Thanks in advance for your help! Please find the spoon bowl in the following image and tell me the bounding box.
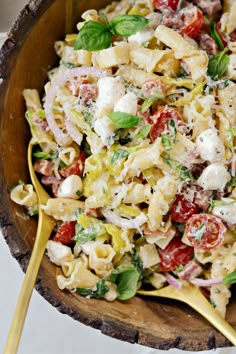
[4,141,56,354]
[137,282,236,346]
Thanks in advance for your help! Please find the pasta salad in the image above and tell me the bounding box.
[10,0,236,317]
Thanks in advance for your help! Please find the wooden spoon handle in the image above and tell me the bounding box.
[4,211,55,354]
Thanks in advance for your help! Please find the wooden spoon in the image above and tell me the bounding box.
[4,141,56,354]
[137,281,236,346]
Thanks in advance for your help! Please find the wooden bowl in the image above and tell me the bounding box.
[0,1,235,350]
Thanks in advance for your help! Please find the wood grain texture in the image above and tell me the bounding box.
[0,0,235,350]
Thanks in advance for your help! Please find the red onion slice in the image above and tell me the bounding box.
[102,208,147,229]
[165,273,182,289]
[190,277,223,287]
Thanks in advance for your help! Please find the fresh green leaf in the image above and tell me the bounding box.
[209,199,236,211]
[210,298,216,308]
[74,21,112,51]
[76,190,83,197]
[161,153,194,181]
[33,151,52,159]
[141,93,165,113]
[226,127,236,152]
[76,279,109,298]
[193,224,206,241]
[209,22,224,51]
[175,265,184,272]
[177,0,185,11]
[168,119,177,142]
[110,15,149,36]
[60,60,76,68]
[226,177,236,188]
[111,148,129,165]
[179,66,188,77]
[130,249,144,277]
[110,266,140,300]
[161,133,172,151]
[222,271,236,285]
[73,208,84,218]
[135,124,151,138]
[73,223,106,244]
[108,112,141,128]
[207,48,230,80]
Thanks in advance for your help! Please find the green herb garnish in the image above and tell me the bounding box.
[76,279,109,298]
[209,22,224,51]
[222,271,236,285]
[207,48,229,80]
[108,112,141,128]
[110,266,140,300]
[111,148,129,165]
[73,223,106,244]
[74,14,149,51]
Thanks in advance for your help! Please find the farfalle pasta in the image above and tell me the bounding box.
[10,0,236,317]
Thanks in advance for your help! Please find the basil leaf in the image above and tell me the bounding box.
[207,48,229,80]
[73,223,106,244]
[222,271,236,285]
[209,22,224,51]
[111,148,129,165]
[74,21,112,51]
[76,279,109,298]
[110,15,149,36]
[108,112,141,128]
[135,124,151,138]
[110,266,140,300]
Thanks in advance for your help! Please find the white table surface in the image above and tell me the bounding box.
[0,1,236,353]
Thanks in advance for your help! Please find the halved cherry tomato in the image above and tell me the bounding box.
[159,237,194,271]
[59,151,86,178]
[179,7,204,38]
[53,221,76,245]
[170,193,199,223]
[153,0,180,11]
[184,214,226,250]
[149,107,182,142]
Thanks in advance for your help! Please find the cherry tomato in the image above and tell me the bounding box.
[179,7,204,38]
[59,151,86,178]
[53,221,76,245]
[170,193,199,223]
[153,0,180,11]
[159,237,194,271]
[184,214,226,251]
[149,107,182,142]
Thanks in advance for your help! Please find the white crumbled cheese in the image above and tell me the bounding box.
[197,163,231,191]
[95,76,126,118]
[212,198,236,228]
[46,240,73,266]
[128,28,155,45]
[114,91,138,115]
[93,116,116,146]
[196,129,225,162]
[57,175,83,199]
